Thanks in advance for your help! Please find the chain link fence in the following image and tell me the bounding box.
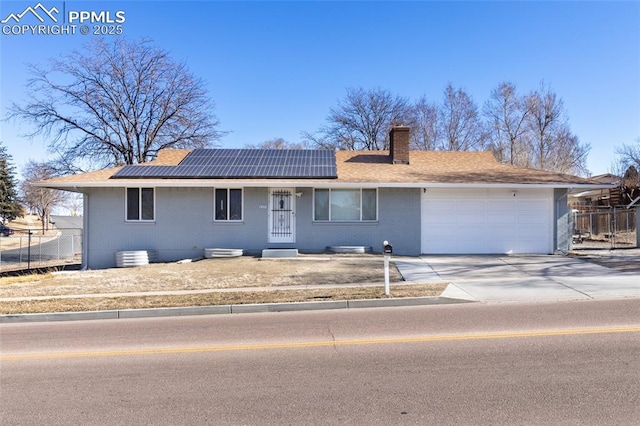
[573,208,637,249]
[0,229,82,272]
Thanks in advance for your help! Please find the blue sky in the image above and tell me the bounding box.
[1,1,639,178]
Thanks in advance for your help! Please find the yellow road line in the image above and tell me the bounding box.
[3,325,640,362]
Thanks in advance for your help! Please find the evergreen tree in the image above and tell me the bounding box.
[0,142,23,223]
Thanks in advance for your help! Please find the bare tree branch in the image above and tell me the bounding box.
[7,38,225,170]
[616,138,640,171]
[525,82,589,175]
[409,96,439,151]
[439,83,486,151]
[245,138,310,150]
[483,81,532,165]
[20,161,67,234]
[309,87,412,150]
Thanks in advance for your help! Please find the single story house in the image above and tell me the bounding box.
[41,127,608,269]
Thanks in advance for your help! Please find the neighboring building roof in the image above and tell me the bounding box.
[39,148,609,190]
[590,173,621,185]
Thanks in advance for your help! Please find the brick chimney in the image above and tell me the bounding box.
[389,126,410,164]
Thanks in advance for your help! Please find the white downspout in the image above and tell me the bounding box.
[82,191,89,270]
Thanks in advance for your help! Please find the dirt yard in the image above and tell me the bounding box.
[0,255,408,298]
[0,255,447,314]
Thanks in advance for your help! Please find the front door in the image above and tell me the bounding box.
[269,188,296,243]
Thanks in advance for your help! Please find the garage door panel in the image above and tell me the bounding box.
[423,229,450,239]
[422,191,552,254]
[518,200,548,211]
[516,238,549,253]
[427,239,460,253]
[518,225,548,237]
[458,226,486,238]
[487,200,516,213]
[518,213,547,224]
[486,214,516,225]
[486,238,518,253]
[457,214,486,225]
[491,225,518,237]
[457,200,486,211]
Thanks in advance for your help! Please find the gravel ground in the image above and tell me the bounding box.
[569,243,640,273]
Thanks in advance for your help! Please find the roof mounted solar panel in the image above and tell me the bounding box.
[111,149,338,179]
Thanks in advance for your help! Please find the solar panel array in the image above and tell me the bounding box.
[112,149,338,179]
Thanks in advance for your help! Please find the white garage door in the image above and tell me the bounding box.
[421,188,553,254]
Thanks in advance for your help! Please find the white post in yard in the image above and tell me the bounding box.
[384,255,390,296]
[383,240,392,296]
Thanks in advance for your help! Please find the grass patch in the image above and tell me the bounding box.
[0,272,55,286]
[0,284,447,314]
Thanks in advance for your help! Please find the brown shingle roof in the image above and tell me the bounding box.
[40,148,602,188]
[336,151,598,185]
[152,149,191,165]
[39,149,189,185]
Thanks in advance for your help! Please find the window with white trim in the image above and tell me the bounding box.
[126,188,155,221]
[214,188,243,221]
[314,188,377,221]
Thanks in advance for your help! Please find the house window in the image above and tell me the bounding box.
[314,189,377,221]
[215,188,243,221]
[126,188,155,221]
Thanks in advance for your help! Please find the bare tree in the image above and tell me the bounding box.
[616,138,640,171]
[439,83,486,151]
[21,161,67,234]
[526,83,589,174]
[526,84,563,170]
[409,96,439,151]
[302,82,588,174]
[547,125,590,174]
[8,38,224,173]
[303,87,412,150]
[483,82,532,165]
[614,138,640,203]
[63,193,84,217]
[245,138,309,150]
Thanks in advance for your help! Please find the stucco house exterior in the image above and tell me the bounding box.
[41,127,606,269]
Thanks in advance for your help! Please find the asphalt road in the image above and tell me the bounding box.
[2,299,640,425]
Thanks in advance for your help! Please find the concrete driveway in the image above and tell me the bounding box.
[395,255,640,303]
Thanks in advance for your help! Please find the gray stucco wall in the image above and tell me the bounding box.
[84,186,422,269]
[295,187,421,256]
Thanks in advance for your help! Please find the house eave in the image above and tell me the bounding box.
[35,180,614,191]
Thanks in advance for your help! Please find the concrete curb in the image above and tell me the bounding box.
[0,295,474,323]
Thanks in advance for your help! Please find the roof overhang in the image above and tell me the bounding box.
[35,180,615,191]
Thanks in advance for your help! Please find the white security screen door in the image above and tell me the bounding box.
[269,188,296,243]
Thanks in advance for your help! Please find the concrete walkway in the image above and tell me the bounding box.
[395,255,640,303]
